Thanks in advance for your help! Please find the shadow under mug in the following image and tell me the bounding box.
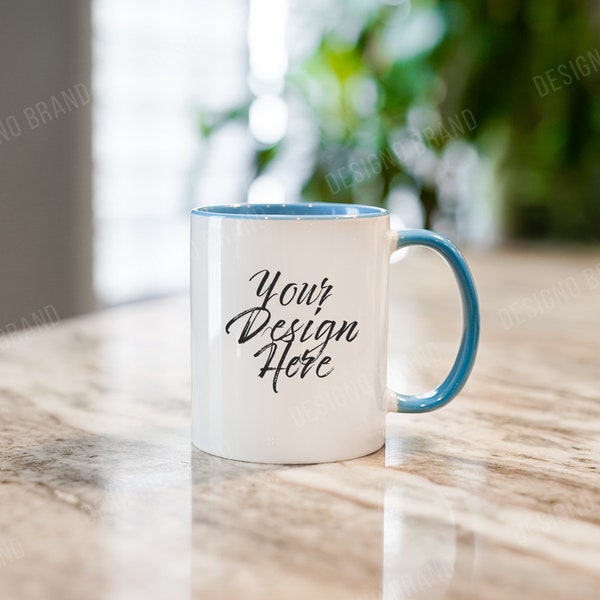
[191,203,479,463]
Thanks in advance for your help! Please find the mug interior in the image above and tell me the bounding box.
[192,203,388,219]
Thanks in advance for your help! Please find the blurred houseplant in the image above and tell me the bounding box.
[199,0,600,241]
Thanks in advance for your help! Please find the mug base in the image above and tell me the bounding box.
[190,440,385,465]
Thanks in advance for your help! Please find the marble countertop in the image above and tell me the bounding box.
[1,248,599,600]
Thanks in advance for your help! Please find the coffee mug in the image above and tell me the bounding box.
[191,203,479,464]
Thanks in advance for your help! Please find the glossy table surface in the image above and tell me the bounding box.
[1,248,599,600]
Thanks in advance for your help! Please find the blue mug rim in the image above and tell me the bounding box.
[191,203,389,220]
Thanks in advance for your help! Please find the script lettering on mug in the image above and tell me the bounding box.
[225,269,360,393]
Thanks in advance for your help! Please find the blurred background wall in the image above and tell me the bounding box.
[0,0,598,333]
[0,0,93,330]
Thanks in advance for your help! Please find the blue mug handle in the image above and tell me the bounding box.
[391,229,480,413]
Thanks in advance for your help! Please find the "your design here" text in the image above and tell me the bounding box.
[225,269,359,393]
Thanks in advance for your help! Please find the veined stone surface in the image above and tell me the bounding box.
[0,249,599,599]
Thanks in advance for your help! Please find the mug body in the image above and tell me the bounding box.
[191,204,392,463]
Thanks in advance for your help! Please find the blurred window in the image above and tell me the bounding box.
[92,0,247,304]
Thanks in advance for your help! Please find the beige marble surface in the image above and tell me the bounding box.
[1,248,599,600]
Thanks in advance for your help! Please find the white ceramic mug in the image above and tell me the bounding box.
[191,203,479,464]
